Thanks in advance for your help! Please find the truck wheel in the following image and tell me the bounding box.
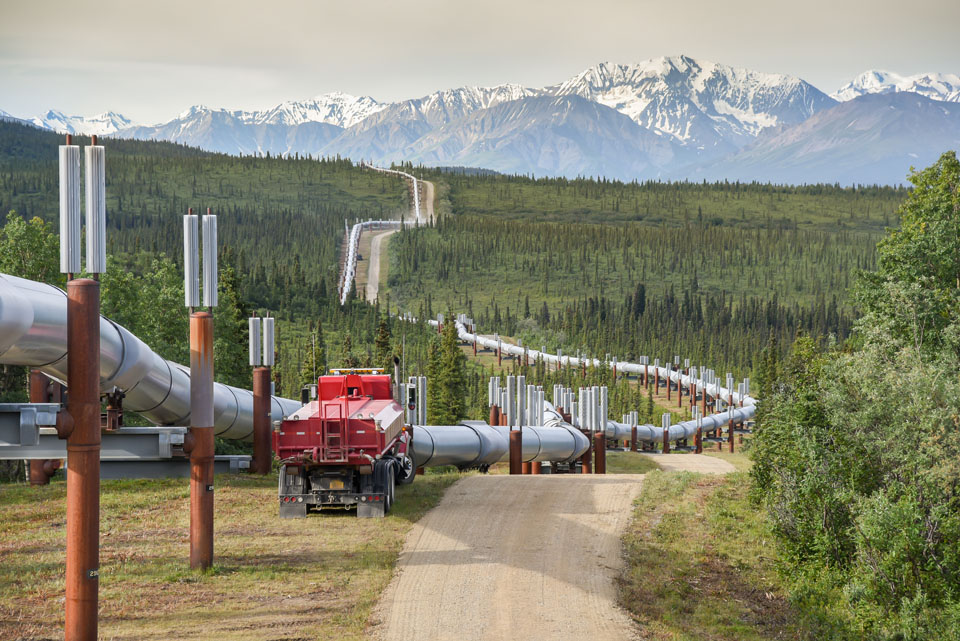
[395,454,416,485]
[384,460,396,513]
[373,459,394,513]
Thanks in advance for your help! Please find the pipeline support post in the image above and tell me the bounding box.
[509,430,522,475]
[630,424,638,452]
[252,366,272,474]
[662,428,670,454]
[29,370,61,485]
[593,431,606,474]
[189,311,215,569]
[64,279,100,641]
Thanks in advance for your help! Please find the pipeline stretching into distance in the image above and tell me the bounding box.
[427,317,757,444]
[338,165,424,304]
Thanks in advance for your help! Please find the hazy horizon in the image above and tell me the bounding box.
[2,0,958,124]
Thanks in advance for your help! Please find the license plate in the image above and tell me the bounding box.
[328,479,344,490]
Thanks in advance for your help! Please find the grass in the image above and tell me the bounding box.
[606,451,661,474]
[0,470,461,641]
[619,457,805,640]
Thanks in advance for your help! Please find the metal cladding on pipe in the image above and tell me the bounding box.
[59,145,81,274]
[201,214,218,308]
[189,311,214,570]
[0,273,300,440]
[262,316,275,367]
[418,377,427,426]
[248,317,261,367]
[83,145,106,274]
[183,215,200,307]
[64,279,100,641]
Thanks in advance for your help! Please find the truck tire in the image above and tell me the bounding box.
[373,459,395,514]
[395,454,416,485]
[386,463,396,512]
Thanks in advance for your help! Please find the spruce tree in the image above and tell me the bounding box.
[374,315,392,371]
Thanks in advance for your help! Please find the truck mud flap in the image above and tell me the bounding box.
[357,501,385,518]
[279,502,308,519]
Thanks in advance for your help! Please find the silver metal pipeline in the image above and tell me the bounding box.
[364,165,421,222]
[0,273,300,440]
[410,402,589,468]
[433,317,758,445]
[338,218,420,305]
[432,318,756,407]
[603,404,755,443]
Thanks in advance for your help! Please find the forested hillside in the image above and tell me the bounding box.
[387,168,907,377]
[0,121,407,315]
[0,121,433,434]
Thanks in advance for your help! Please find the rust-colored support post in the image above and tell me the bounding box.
[630,424,638,452]
[497,345,502,366]
[666,365,671,401]
[701,389,708,418]
[189,311,215,570]
[509,430,522,475]
[695,426,703,454]
[64,279,100,641]
[251,366,272,475]
[473,338,477,356]
[662,428,670,454]
[29,370,60,485]
[531,461,541,474]
[593,432,606,474]
[581,433,592,473]
[690,380,696,408]
[522,460,531,474]
[489,404,500,427]
[643,364,648,388]
[728,418,735,453]
[655,368,660,396]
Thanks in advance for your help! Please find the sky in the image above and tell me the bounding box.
[1,0,958,124]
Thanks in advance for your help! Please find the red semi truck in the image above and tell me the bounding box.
[273,369,416,518]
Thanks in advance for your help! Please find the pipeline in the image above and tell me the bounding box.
[338,219,420,305]
[0,273,300,440]
[338,165,424,304]
[363,164,421,221]
[430,316,757,442]
[410,402,590,469]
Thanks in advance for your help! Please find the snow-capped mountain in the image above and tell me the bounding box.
[548,56,835,151]
[5,56,957,184]
[324,84,544,161]
[248,92,384,128]
[119,105,343,156]
[29,109,132,135]
[399,94,685,180]
[684,92,960,185]
[833,70,960,102]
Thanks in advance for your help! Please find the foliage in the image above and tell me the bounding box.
[426,317,468,424]
[387,174,897,378]
[750,152,960,639]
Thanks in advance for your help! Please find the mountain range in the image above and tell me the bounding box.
[5,56,959,185]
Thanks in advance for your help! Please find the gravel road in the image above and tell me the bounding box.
[365,229,398,302]
[371,474,643,640]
